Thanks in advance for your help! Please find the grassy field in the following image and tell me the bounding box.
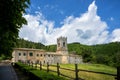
[38,63,117,80]
[16,62,66,80]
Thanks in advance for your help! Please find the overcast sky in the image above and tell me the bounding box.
[19,0,120,45]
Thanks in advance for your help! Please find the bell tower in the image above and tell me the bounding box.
[56,36,68,54]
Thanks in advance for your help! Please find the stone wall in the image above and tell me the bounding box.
[12,48,83,64]
[68,55,83,64]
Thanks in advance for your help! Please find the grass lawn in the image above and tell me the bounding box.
[19,62,117,80]
[38,63,117,80]
[60,64,117,74]
[15,62,66,80]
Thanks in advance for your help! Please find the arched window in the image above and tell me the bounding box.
[29,52,33,56]
[36,54,39,57]
[63,42,65,47]
[19,53,21,56]
[48,54,50,57]
[40,54,42,57]
[23,53,26,56]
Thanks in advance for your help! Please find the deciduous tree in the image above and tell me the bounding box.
[0,0,30,57]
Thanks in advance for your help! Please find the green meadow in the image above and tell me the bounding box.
[41,63,117,80]
[16,62,117,80]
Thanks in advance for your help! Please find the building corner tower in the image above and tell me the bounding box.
[56,36,68,64]
[56,36,68,54]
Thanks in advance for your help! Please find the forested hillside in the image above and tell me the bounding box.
[15,39,120,67]
[91,42,120,67]
[15,38,45,49]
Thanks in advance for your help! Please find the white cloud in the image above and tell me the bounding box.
[19,13,55,44]
[19,1,120,45]
[111,29,120,42]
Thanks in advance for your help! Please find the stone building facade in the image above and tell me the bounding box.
[12,37,82,64]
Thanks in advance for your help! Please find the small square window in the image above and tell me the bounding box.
[29,52,33,56]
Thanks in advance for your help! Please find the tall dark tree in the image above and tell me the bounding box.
[0,0,30,56]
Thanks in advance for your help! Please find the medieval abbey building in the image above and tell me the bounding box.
[12,37,82,64]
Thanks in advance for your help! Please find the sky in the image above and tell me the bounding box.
[19,0,120,45]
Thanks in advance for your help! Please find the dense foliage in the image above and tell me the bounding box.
[45,45,57,52]
[0,0,30,56]
[15,38,45,49]
[15,39,56,51]
[91,42,120,67]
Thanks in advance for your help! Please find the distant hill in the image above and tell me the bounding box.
[91,42,120,67]
[15,39,120,67]
[15,38,45,49]
[45,42,120,67]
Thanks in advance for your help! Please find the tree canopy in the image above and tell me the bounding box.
[15,38,45,49]
[0,0,30,57]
